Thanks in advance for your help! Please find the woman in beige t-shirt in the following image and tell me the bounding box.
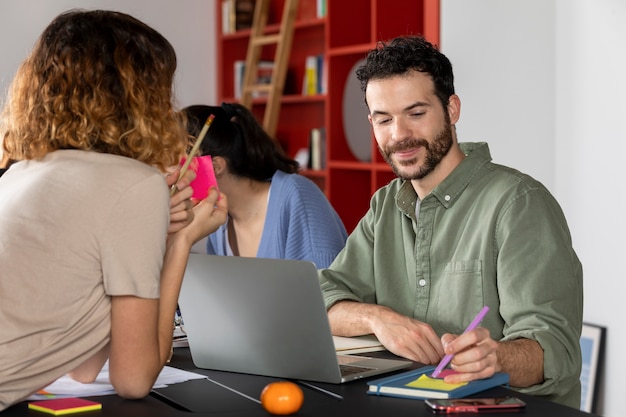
[0,9,227,411]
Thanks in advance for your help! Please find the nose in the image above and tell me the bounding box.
[390,117,413,143]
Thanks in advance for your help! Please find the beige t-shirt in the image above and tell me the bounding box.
[0,150,170,410]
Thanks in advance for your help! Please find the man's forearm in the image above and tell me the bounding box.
[496,338,544,387]
[327,300,385,336]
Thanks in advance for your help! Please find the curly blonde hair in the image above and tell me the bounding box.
[0,9,187,171]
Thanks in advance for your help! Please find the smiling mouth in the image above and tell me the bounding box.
[393,147,421,160]
[389,138,428,154]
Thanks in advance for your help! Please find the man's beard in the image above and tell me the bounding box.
[378,122,454,181]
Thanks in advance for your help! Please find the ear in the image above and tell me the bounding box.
[211,156,226,178]
[447,94,461,125]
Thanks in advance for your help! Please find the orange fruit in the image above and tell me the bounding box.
[260,381,304,415]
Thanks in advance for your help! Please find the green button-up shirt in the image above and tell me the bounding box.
[320,142,583,408]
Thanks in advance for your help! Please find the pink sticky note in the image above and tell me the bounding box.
[28,398,102,414]
[181,155,219,201]
[436,369,460,378]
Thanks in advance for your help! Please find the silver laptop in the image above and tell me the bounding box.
[178,254,411,383]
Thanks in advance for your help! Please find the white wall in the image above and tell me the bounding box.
[555,2,626,416]
[0,0,216,109]
[441,0,556,190]
[442,1,626,416]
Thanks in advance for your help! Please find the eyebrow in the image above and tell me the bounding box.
[370,101,430,118]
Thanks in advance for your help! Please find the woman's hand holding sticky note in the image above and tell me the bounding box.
[181,155,219,202]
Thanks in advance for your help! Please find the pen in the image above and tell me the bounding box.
[431,306,490,378]
[297,381,343,400]
[170,113,215,196]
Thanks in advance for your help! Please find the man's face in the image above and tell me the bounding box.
[366,71,454,181]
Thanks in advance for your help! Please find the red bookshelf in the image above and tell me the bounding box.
[216,0,440,232]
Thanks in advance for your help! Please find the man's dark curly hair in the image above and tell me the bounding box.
[356,35,455,111]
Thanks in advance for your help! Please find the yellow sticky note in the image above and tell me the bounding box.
[405,374,468,391]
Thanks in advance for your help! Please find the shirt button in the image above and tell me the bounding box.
[444,195,451,201]
[418,279,427,287]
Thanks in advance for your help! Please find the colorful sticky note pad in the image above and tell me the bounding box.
[28,398,102,415]
[405,374,468,391]
[181,155,219,201]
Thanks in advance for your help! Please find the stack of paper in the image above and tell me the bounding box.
[29,362,207,400]
[333,335,385,355]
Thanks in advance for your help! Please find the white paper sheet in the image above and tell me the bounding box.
[28,362,207,400]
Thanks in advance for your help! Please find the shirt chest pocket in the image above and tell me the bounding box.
[431,260,484,334]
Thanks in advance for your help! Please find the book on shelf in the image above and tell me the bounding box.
[308,127,326,170]
[316,0,327,18]
[234,60,275,99]
[302,55,325,95]
[318,53,327,94]
[367,366,510,400]
[234,60,245,99]
[222,0,255,34]
[302,55,317,96]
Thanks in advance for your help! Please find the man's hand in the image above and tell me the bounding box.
[370,307,445,364]
[438,330,543,388]
[328,301,445,364]
[438,327,498,383]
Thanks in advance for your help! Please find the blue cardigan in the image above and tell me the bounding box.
[206,170,348,268]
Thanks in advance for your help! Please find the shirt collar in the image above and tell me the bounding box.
[395,142,492,215]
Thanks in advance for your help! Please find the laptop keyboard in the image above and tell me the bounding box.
[339,364,375,377]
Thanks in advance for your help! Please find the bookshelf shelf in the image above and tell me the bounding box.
[220,94,326,105]
[327,44,373,57]
[216,0,440,232]
[280,94,325,103]
[224,17,325,40]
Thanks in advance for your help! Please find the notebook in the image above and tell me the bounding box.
[178,254,411,383]
[367,366,510,399]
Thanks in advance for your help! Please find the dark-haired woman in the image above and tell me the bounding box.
[185,103,346,268]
